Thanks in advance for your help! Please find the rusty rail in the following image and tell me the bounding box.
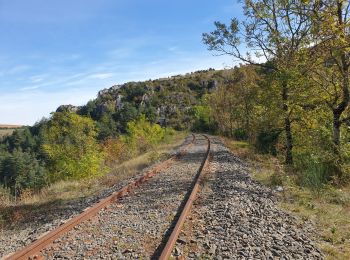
[5,134,196,260]
[159,134,211,260]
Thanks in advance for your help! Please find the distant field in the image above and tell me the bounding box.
[0,125,23,137]
[0,124,22,129]
[0,129,16,137]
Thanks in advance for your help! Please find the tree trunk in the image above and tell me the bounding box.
[282,82,293,165]
[332,70,350,149]
[333,110,341,147]
[284,115,293,164]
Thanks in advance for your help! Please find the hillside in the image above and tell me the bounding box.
[55,68,224,136]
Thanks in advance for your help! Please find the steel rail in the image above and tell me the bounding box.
[159,134,211,260]
[5,134,196,260]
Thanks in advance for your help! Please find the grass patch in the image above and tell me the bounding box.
[223,137,350,260]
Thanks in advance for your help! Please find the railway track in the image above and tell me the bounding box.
[5,134,211,260]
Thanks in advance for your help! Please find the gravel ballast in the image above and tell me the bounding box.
[172,136,323,259]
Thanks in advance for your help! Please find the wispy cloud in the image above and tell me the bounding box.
[89,73,115,79]
[20,85,40,91]
[0,65,31,76]
[29,75,46,83]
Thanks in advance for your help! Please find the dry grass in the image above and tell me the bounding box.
[0,125,23,137]
[223,138,350,260]
[0,129,16,137]
[0,132,188,228]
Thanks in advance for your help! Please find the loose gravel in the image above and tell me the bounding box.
[40,135,208,259]
[172,136,323,259]
[0,135,193,259]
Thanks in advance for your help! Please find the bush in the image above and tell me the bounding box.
[42,112,106,182]
[102,138,127,166]
[124,115,166,153]
[233,128,248,141]
[255,130,280,155]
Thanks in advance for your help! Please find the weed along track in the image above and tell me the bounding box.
[5,134,211,259]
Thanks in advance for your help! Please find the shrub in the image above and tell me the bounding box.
[124,115,166,153]
[42,112,106,182]
[255,130,280,155]
[233,128,248,141]
[102,138,128,166]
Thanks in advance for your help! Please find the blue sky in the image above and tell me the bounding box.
[0,0,243,125]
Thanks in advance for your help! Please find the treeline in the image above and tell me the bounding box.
[200,0,350,187]
[0,113,170,196]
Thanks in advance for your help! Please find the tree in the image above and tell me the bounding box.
[42,112,106,182]
[308,1,350,151]
[123,115,166,153]
[0,150,47,194]
[208,66,258,138]
[203,0,316,164]
[113,102,138,133]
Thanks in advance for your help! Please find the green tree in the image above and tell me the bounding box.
[113,102,138,133]
[124,115,166,153]
[203,0,316,164]
[42,112,106,182]
[0,150,47,194]
[308,1,350,150]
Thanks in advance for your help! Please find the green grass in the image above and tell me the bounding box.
[223,137,350,260]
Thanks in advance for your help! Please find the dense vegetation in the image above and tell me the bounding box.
[202,0,350,189]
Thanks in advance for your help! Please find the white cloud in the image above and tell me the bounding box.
[29,75,46,83]
[89,73,115,80]
[20,86,40,91]
[168,46,179,52]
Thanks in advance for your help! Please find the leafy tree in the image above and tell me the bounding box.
[203,0,316,164]
[113,102,138,133]
[41,112,106,182]
[124,115,165,153]
[208,65,259,139]
[141,105,158,124]
[307,1,350,150]
[96,114,118,140]
[191,104,216,133]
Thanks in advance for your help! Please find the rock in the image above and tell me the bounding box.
[56,104,79,113]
